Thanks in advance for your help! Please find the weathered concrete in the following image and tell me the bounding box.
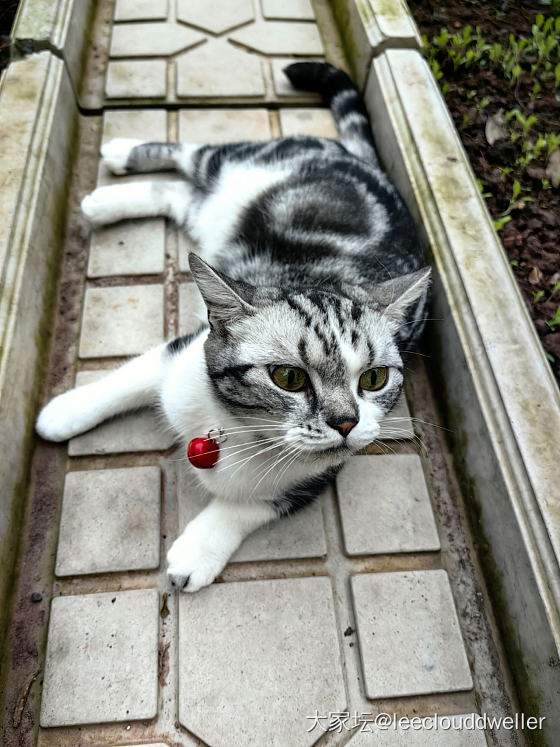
[0,51,77,648]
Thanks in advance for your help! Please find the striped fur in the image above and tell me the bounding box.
[39,63,431,592]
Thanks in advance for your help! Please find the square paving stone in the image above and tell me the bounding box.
[177,463,327,561]
[178,283,207,336]
[106,60,167,99]
[262,0,315,20]
[176,39,265,98]
[55,467,161,576]
[110,23,204,58]
[279,107,338,138]
[79,285,164,358]
[69,370,175,455]
[114,0,168,22]
[102,109,168,144]
[40,589,159,726]
[378,392,414,439]
[351,571,473,699]
[88,219,165,277]
[336,455,440,555]
[348,714,487,745]
[178,577,345,746]
[179,108,271,144]
[230,21,324,55]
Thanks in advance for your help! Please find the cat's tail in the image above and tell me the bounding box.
[283,61,379,166]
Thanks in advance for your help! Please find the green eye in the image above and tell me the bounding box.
[269,365,307,392]
[359,367,388,392]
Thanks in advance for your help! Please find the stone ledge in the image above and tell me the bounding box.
[332,0,421,89]
[0,50,77,646]
[11,0,95,95]
[359,45,560,736]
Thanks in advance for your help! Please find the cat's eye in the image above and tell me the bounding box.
[359,367,388,392]
[269,365,308,392]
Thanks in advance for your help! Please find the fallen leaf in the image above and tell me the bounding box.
[528,266,543,285]
[545,150,560,188]
[485,109,508,146]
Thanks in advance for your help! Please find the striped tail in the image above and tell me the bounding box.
[284,62,379,166]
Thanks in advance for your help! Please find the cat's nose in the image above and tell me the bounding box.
[327,418,358,437]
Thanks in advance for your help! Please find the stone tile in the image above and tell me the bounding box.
[114,0,168,22]
[279,108,338,139]
[177,0,254,34]
[336,455,440,555]
[56,467,161,576]
[271,58,322,98]
[351,571,473,699]
[110,22,204,58]
[102,109,168,144]
[348,714,487,745]
[178,232,196,272]
[176,39,265,98]
[178,283,207,336]
[179,108,271,144]
[106,60,167,99]
[178,577,345,745]
[40,590,159,726]
[262,0,315,21]
[88,219,165,278]
[378,392,414,440]
[177,464,327,561]
[68,370,176,455]
[230,21,324,56]
[79,285,164,358]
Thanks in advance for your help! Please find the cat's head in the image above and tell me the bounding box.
[190,254,430,461]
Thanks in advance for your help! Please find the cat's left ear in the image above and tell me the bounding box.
[189,253,256,332]
[371,267,431,327]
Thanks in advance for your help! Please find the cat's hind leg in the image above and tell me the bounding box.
[102,139,201,177]
[81,180,192,226]
[36,344,169,442]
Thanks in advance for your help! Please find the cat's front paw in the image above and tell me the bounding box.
[81,186,121,225]
[36,390,97,442]
[101,138,144,175]
[167,522,232,593]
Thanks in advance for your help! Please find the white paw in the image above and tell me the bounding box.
[36,390,99,442]
[101,138,144,175]
[167,522,234,593]
[81,186,120,225]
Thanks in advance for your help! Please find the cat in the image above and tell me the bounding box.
[36,62,430,592]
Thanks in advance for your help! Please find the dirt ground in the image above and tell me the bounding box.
[409,0,560,384]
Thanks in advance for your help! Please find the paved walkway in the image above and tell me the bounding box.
[12,1,519,745]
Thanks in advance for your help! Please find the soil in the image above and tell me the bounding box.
[0,1,19,74]
[409,0,560,384]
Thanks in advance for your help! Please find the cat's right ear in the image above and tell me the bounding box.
[189,253,256,333]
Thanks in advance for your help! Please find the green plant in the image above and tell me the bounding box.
[546,306,560,330]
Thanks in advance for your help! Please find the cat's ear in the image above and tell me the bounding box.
[371,267,431,327]
[189,253,256,331]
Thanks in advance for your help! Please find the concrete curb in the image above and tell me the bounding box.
[332,0,421,89]
[11,0,95,98]
[0,51,77,644]
[352,42,560,736]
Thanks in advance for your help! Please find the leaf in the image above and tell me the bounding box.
[545,150,560,188]
[485,109,508,145]
[528,266,544,285]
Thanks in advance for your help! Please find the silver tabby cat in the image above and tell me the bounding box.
[37,63,430,592]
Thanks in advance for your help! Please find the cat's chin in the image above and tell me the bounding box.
[303,443,353,463]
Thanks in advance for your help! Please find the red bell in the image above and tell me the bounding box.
[187,436,220,469]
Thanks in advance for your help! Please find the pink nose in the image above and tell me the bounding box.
[328,419,358,437]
